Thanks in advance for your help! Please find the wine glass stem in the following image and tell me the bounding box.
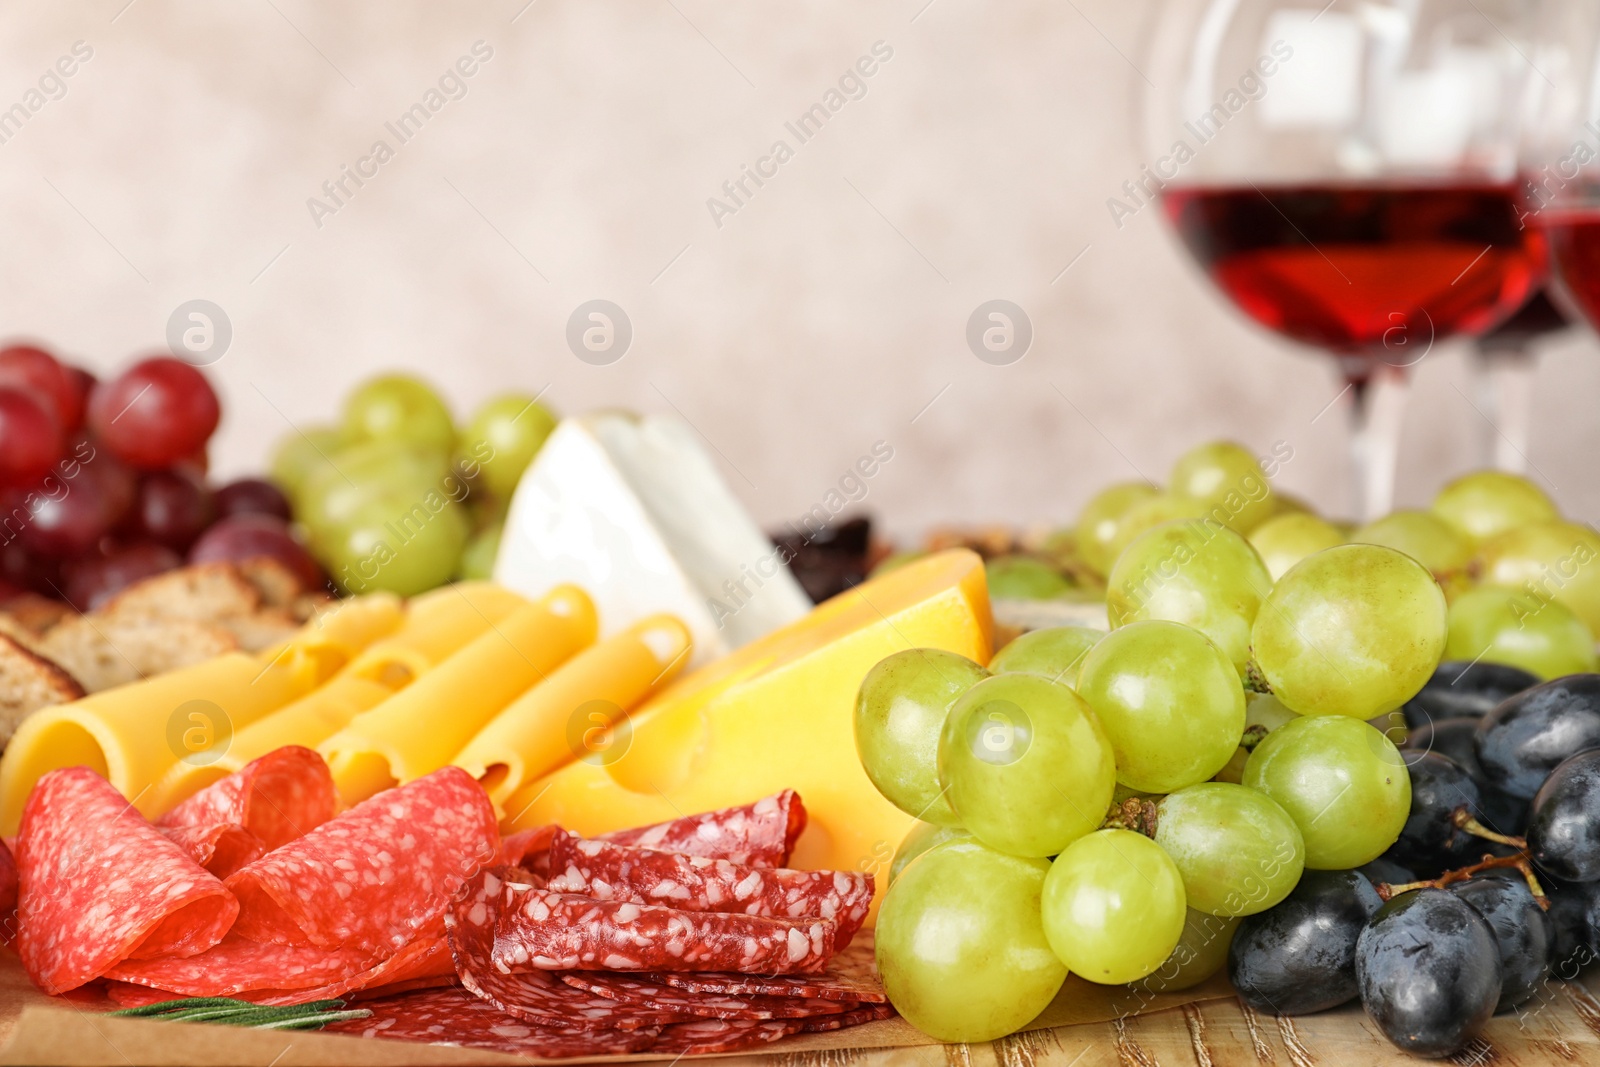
[1471,346,1535,473]
[1345,369,1410,521]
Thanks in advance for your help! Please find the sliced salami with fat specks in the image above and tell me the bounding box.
[546,830,874,947]
[15,768,238,994]
[158,823,265,879]
[496,887,836,975]
[323,987,662,1056]
[104,934,378,996]
[598,791,805,867]
[650,1016,806,1054]
[157,745,336,851]
[649,937,888,1003]
[558,970,858,1020]
[226,766,499,955]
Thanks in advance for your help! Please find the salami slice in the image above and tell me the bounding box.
[558,971,857,1021]
[445,869,680,1032]
[648,938,887,1003]
[323,987,661,1056]
[795,1001,897,1032]
[496,888,836,975]
[158,823,265,879]
[157,745,337,851]
[546,831,874,947]
[598,791,805,867]
[104,934,378,996]
[0,837,16,917]
[650,1016,805,1054]
[226,766,499,955]
[496,824,556,875]
[15,768,238,993]
[253,923,457,1006]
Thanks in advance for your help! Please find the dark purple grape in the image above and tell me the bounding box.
[1543,880,1600,977]
[1356,888,1501,1057]
[63,542,180,610]
[1358,857,1416,888]
[1228,869,1381,1016]
[188,514,322,590]
[1405,717,1529,835]
[17,471,115,560]
[1475,675,1600,799]
[1393,752,1483,870]
[123,470,214,551]
[1402,661,1540,730]
[1528,749,1600,882]
[1447,876,1550,1011]
[214,478,291,521]
[0,539,61,597]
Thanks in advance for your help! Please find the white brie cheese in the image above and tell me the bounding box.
[493,413,812,666]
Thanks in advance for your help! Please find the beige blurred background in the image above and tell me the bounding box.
[0,0,1595,537]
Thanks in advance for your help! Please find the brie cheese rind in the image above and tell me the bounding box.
[493,414,811,666]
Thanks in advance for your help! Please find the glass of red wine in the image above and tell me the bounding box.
[1142,0,1545,518]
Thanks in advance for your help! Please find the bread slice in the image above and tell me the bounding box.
[98,562,263,623]
[0,593,73,636]
[219,608,301,653]
[0,633,84,746]
[39,615,238,693]
[236,557,308,609]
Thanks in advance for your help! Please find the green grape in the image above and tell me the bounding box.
[1041,829,1186,984]
[1445,585,1596,680]
[985,556,1071,600]
[1076,481,1160,577]
[1243,715,1410,869]
[461,394,558,499]
[1105,519,1272,674]
[1075,621,1244,793]
[1214,693,1301,783]
[1248,512,1345,581]
[457,521,503,581]
[1475,520,1600,635]
[269,425,345,497]
[937,673,1115,857]
[1268,492,1312,518]
[1168,440,1277,533]
[856,649,988,826]
[1152,782,1304,916]
[319,493,471,596]
[876,840,1066,1042]
[986,626,1102,682]
[296,440,452,538]
[1126,909,1241,996]
[1432,470,1559,545]
[1351,510,1472,593]
[870,551,927,577]
[888,822,972,886]
[1107,494,1216,562]
[1251,544,1446,718]
[342,374,456,454]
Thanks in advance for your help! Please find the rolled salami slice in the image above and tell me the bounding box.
[546,831,874,947]
[103,934,377,997]
[598,791,805,867]
[497,888,836,975]
[323,987,661,1056]
[15,768,237,994]
[156,745,336,851]
[225,766,498,955]
[158,823,265,879]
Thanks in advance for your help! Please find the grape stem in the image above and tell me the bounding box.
[1450,807,1527,850]
[1101,797,1159,837]
[1242,660,1272,695]
[1375,851,1549,910]
[1237,724,1270,753]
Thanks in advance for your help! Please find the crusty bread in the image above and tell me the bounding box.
[0,633,83,746]
[0,593,72,636]
[219,608,301,653]
[38,614,238,693]
[98,562,263,623]
[235,557,304,609]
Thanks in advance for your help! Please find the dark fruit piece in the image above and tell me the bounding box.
[0,387,62,487]
[771,515,876,603]
[15,458,129,560]
[63,543,181,611]
[1447,876,1550,1011]
[214,478,291,522]
[1356,888,1501,1057]
[124,470,215,551]
[1228,869,1381,1015]
[1402,661,1540,730]
[188,514,321,590]
[86,357,220,470]
[1358,857,1416,888]
[0,345,81,433]
[1528,749,1600,882]
[1475,675,1600,799]
[0,540,61,597]
[1543,881,1599,977]
[1406,716,1530,835]
[1395,752,1483,870]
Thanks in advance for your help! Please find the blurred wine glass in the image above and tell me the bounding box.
[1470,287,1569,473]
[1143,0,1544,519]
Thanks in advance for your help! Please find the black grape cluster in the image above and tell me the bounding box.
[1227,663,1600,1058]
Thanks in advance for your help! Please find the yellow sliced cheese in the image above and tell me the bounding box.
[345,582,529,688]
[454,614,693,809]
[257,593,405,689]
[0,652,318,832]
[501,550,992,911]
[321,585,597,804]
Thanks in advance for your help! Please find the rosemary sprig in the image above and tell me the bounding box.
[106,996,371,1030]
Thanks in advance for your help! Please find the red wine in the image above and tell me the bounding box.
[1162,183,1544,364]
[1544,209,1600,332]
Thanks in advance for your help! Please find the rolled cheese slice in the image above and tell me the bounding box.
[344,581,529,688]
[320,585,597,805]
[256,593,405,690]
[453,613,693,809]
[0,652,318,833]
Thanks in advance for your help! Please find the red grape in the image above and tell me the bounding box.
[64,542,181,611]
[189,514,322,590]
[87,357,220,470]
[0,539,62,597]
[123,470,215,551]
[0,345,82,433]
[18,469,116,560]
[215,478,291,521]
[0,387,63,487]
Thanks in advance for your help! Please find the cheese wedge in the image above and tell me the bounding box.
[320,586,597,804]
[454,613,693,808]
[0,651,318,832]
[494,414,811,668]
[502,550,993,914]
